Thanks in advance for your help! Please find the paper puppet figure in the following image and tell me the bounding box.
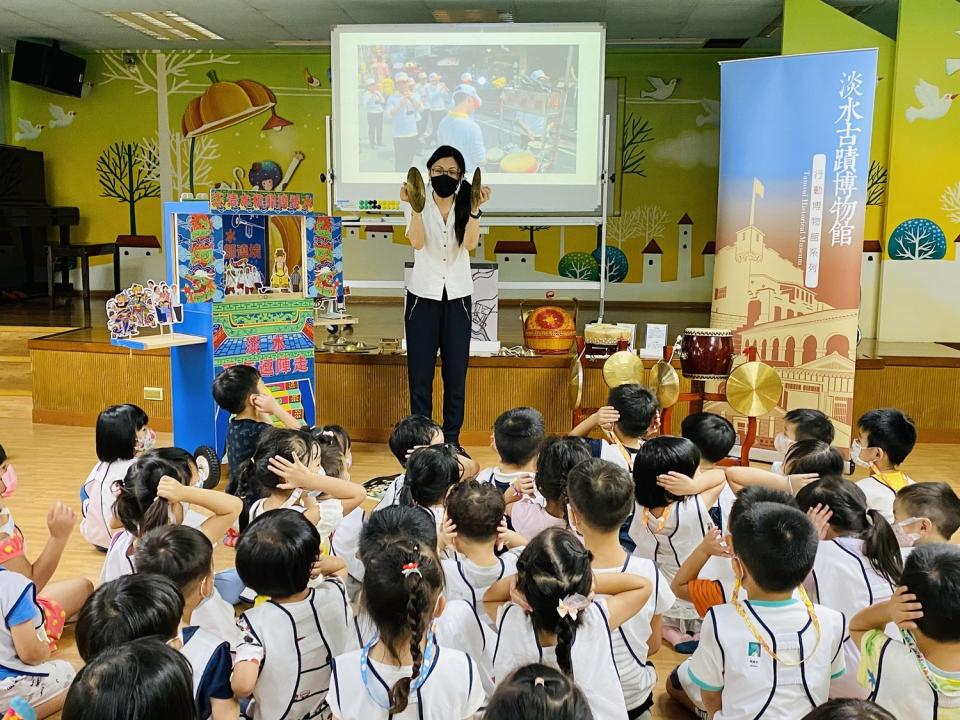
[271,247,291,291]
[290,264,302,293]
[106,284,158,339]
[146,280,181,327]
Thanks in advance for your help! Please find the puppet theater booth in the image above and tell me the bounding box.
[14,4,960,449]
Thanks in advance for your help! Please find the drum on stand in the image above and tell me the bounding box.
[678,328,736,380]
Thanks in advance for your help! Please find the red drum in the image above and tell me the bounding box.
[679,328,735,380]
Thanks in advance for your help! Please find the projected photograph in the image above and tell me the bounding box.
[355,43,580,175]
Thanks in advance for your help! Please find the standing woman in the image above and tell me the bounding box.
[401,145,490,450]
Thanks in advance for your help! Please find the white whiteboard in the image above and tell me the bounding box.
[331,23,605,215]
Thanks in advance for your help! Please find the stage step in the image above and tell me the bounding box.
[0,326,75,397]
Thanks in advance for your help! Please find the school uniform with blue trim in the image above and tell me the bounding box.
[493,600,629,720]
[235,579,358,720]
[441,550,520,625]
[0,568,74,712]
[687,598,846,720]
[328,635,483,720]
[595,555,676,714]
[179,626,233,720]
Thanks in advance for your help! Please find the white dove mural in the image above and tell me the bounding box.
[641,76,678,100]
[48,104,76,128]
[14,118,44,142]
[906,79,957,122]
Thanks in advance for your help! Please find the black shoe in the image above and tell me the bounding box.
[450,443,471,458]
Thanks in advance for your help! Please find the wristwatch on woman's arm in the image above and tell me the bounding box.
[469,209,483,219]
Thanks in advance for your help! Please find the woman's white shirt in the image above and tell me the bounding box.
[404,191,472,301]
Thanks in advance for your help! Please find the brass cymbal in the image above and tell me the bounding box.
[725,361,783,417]
[649,359,680,409]
[603,350,644,388]
[405,166,425,213]
[471,167,483,209]
[567,354,583,409]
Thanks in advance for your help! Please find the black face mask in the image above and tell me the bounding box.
[431,174,459,198]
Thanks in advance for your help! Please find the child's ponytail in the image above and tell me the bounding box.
[796,477,903,584]
[862,508,904,585]
[515,527,593,680]
[387,552,432,713]
[114,453,181,537]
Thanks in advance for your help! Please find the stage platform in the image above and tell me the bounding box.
[6,295,960,443]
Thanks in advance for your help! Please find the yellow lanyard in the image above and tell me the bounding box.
[730,583,821,666]
[603,429,634,468]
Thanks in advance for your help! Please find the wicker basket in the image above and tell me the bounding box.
[520,299,578,355]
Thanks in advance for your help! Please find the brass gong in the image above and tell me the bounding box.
[567,353,584,409]
[602,351,645,388]
[649,359,680,409]
[725,361,783,417]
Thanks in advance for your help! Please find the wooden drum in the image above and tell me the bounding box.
[679,328,735,380]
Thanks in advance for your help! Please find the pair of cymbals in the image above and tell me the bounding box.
[603,351,680,409]
[404,167,484,214]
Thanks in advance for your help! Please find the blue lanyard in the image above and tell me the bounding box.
[359,631,437,710]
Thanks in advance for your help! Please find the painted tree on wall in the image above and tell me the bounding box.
[867,160,888,206]
[557,252,600,280]
[606,208,644,248]
[887,218,947,260]
[621,114,654,176]
[941,181,960,223]
[592,246,629,283]
[97,142,160,236]
[141,131,221,198]
[636,204,669,242]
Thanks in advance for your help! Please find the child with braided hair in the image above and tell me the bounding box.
[329,535,483,719]
[485,527,653,720]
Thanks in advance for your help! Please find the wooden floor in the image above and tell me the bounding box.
[2,395,959,718]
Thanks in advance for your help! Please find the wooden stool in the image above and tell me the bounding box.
[47,243,115,324]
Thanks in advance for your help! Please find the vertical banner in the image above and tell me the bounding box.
[708,50,878,449]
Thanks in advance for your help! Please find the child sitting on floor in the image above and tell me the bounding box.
[399,444,462,532]
[477,407,544,492]
[442,480,524,617]
[628,436,725,653]
[233,510,356,720]
[852,543,960,717]
[893,482,960,547]
[853,408,917,522]
[567,458,675,718]
[685,501,846,719]
[506,436,591,541]
[772,408,835,475]
[80,404,151,550]
[570,384,659,470]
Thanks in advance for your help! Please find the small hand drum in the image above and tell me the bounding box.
[725,361,783,417]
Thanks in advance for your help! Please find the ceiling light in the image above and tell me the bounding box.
[102,11,223,41]
[432,9,514,23]
[607,38,706,47]
[272,40,331,47]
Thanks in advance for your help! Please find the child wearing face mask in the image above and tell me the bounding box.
[852,409,917,523]
[100,450,242,584]
[771,408,835,475]
[80,404,152,551]
[892,482,960,549]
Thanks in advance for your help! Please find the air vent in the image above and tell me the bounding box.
[703,38,749,49]
[432,9,514,23]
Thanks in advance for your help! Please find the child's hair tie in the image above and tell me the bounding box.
[533,677,545,688]
[556,592,593,621]
[401,562,422,578]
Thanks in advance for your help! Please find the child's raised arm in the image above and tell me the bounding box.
[724,466,818,496]
[252,393,302,431]
[592,571,653,631]
[657,468,727,509]
[569,406,619,438]
[267,455,367,515]
[482,574,515,624]
[849,586,923,649]
[672,528,732,604]
[157,477,242,545]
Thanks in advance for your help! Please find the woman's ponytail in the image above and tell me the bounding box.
[863,508,904,584]
[453,177,471,245]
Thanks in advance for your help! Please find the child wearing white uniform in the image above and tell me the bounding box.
[441,480,522,620]
[628,437,726,651]
[796,478,903,698]
[852,544,960,718]
[232,510,357,720]
[100,450,242,584]
[852,408,917,523]
[0,568,74,718]
[687,502,847,720]
[567,459,676,717]
[477,407,544,492]
[569,385,660,472]
[80,403,151,550]
[485,527,653,720]
[330,534,482,720]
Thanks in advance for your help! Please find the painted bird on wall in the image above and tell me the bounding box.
[906,79,957,122]
[48,104,76,128]
[14,119,43,142]
[641,76,678,100]
[304,67,321,87]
